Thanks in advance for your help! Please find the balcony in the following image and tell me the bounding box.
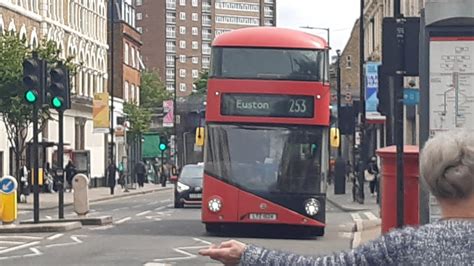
[166,31,176,38]
[264,0,274,3]
[202,33,212,40]
[202,4,211,13]
[264,10,274,17]
[166,47,176,53]
[166,17,176,24]
[166,3,176,10]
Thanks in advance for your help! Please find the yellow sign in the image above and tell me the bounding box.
[195,127,205,146]
[330,127,340,148]
[93,92,110,133]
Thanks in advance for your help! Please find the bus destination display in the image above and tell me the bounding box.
[221,93,314,118]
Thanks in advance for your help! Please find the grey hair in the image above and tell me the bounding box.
[420,130,474,200]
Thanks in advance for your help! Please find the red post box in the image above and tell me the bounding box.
[376,145,419,234]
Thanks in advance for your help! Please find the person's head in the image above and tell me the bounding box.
[420,130,474,217]
[371,156,377,162]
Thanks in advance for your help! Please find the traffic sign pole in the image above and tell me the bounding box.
[58,110,65,219]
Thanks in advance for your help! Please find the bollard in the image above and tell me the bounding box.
[0,176,18,224]
[72,174,90,216]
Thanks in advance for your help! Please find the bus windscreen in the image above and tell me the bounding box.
[211,47,326,81]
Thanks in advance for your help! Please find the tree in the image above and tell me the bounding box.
[193,71,208,96]
[123,102,151,136]
[0,31,76,187]
[140,70,172,109]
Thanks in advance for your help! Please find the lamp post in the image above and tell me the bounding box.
[173,55,197,168]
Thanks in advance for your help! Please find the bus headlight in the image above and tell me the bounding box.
[208,198,222,213]
[177,182,190,193]
[304,198,320,216]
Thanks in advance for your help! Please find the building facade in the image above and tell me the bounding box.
[0,0,109,179]
[135,0,276,97]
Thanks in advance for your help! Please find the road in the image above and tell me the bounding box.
[7,189,363,265]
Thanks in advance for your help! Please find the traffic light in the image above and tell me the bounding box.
[22,56,44,105]
[159,136,168,151]
[48,63,70,110]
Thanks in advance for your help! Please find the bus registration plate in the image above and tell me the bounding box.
[249,213,277,220]
[189,193,201,199]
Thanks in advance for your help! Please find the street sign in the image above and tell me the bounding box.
[404,88,420,105]
[0,176,18,195]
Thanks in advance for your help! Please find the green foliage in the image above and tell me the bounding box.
[192,71,208,96]
[140,70,172,109]
[0,31,75,174]
[123,102,151,136]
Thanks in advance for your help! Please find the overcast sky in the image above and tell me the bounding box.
[277,0,360,55]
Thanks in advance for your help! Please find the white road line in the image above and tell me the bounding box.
[0,241,41,255]
[364,211,379,221]
[132,204,144,208]
[0,241,25,245]
[351,212,363,222]
[0,247,43,261]
[193,238,213,245]
[115,217,132,224]
[160,199,172,203]
[153,249,196,262]
[89,225,115,231]
[47,234,64,240]
[0,236,43,240]
[136,210,152,217]
[339,232,353,239]
[44,235,85,248]
[154,206,166,211]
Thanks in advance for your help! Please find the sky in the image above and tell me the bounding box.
[277,0,361,56]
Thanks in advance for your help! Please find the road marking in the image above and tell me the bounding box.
[47,234,64,240]
[115,217,132,224]
[0,236,43,240]
[136,210,152,217]
[132,204,144,208]
[0,247,43,261]
[160,199,172,203]
[154,206,166,211]
[145,216,162,221]
[364,211,378,221]
[89,225,115,231]
[193,238,212,245]
[350,213,363,221]
[153,248,197,262]
[0,241,24,245]
[44,235,86,248]
[339,232,353,239]
[0,241,40,255]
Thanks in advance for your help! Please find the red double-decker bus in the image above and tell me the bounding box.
[202,27,330,236]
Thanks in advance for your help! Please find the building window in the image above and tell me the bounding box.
[179,26,186,35]
[131,47,136,68]
[130,84,136,103]
[166,26,176,38]
[179,83,187,92]
[124,43,129,64]
[202,42,211,55]
[166,0,176,9]
[192,0,198,7]
[192,27,198,36]
[192,41,199,50]
[124,81,129,101]
[179,40,186,49]
[346,55,352,68]
[166,41,176,52]
[192,57,199,64]
[192,13,198,21]
[179,0,186,6]
[166,55,175,66]
[137,13,143,20]
[179,69,186,78]
[202,28,212,40]
[192,69,199,78]
[180,12,186,20]
[166,68,175,81]
[166,82,174,91]
[136,0,143,6]
[179,55,186,63]
[166,12,176,24]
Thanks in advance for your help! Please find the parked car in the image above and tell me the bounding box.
[174,164,204,208]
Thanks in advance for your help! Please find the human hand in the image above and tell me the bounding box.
[199,240,247,265]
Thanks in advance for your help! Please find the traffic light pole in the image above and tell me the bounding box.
[357,0,366,204]
[160,150,165,187]
[58,110,65,219]
[33,105,40,223]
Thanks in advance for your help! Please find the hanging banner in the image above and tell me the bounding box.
[163,100,174,128]
[365,62,382,120]
[93,92,110,133]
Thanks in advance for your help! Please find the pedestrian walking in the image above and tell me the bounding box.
[65,160,76,192]
[135,160,146,188]
[200,129,474,265]
[367,156,379,197]
[107,160,117,195]
[118,161,125,189]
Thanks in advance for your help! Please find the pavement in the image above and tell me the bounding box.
[18,183,173,211]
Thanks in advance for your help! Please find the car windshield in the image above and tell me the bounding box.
[180,165,204,182]
[205,124,324,194]
[211,47,327,81]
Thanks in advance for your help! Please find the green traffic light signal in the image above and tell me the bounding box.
[159,143,167,151]
[24,90,38,104]
[51,96,63,109]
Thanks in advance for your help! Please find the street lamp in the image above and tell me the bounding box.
[300,26,330,49]
[173,55,197,168]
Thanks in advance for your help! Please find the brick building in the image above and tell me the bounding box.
[135,0,276,97]
[340,19,361,105]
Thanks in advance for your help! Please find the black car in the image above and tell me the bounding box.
[174,164,204,208]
